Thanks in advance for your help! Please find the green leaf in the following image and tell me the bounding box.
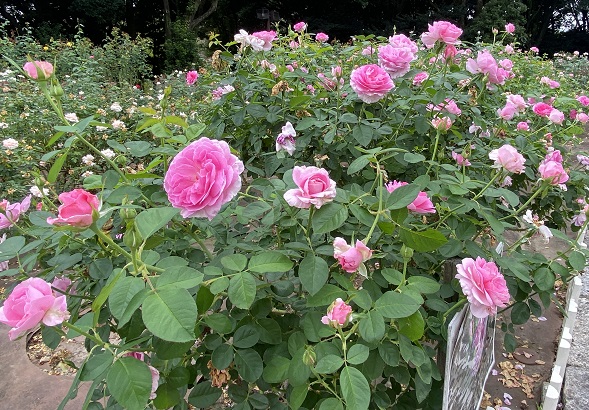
[80,351,114,381]
[233,325,260,348]
[212,344,234,369]
[404,152,426,163]
[375,291,421,318]
[135,207,180,240]
[299,255,329,296]
[319,398,344,410]
[156,266,203,290]
[385,184,420,210]
[398,311,425,341]
[153,383,181,409]
[314,354,344,374]
[533,268,555,291]
[398,227,447,252]
[307,284,347,307]
[340,366,370,410]
[312,203,347,234]
[347,344,370,365]
[289,384,308,410]
[248,252,293,273]
[378,341,400,366]
[167,367,190,388]
[228,271,257,309]
[118,288,148,328]
[234,348,263,382]
[347,155,370,175]
[262,356,290,383]
[406,276,441,294]
[188,383,222,408]
[152,338,194,360]
[569,251,586,271]
[92,269,124,319]
[0,236,25,260]
[221,254,248,272]
[204,313,234,334]
[142,288,197,342]
[358,310,385,343]
[288,348,312,385]
[106,357,152,410]
[511,302,530,325]
[48,152,68,183]
[352,124,373,146]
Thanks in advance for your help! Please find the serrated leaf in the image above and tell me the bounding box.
[228,271,256,309]
[340,366,370,410]
[374,291,421,318]
[398,227,447,252]
[142,288,197,342]
[135,207,180,240]
[106,357,152,410]
[248,252,293,273]
[299,255,329,296]
[312,203,347,234]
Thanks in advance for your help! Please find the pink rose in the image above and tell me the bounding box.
[504,44,514,54]
[452,151,471,167]
[0,234,7,272]
[51,276,72,294]
[532,102,553,117]
[577,95,589,106]
[377,45,414,78]
[315,32,329,42]
[289,40,300,49]
[283,166,337,209]
[361,46,375,55]
[505,23,515,34]
[164,138,244,220]
[530,46,539,53]
[186,70,199,85]
[499,59,513,70]
[23,61,54,80]
[349,64,394,103]
[0,278,69,340]
[506,94,526,112]
[455,257,510,318]
[333,237,372,274]
[293,22,307,32]
[386,180,436,214]
[544,149,562,164]
[413,71,429,86]
[443,44,458,60]
[516,121,530,131]
[466,50,510,84]
[539,160,569,185]
[548,109,565,125]
[421,21,463,48]
[577,112,589,123]
[47,189,100,227]
[321,298,352,328]
[251,31,277,51]
[389,34,418,54]
[488,144,526,173]
[0,195,31,229]
[431,116,453,131]
[123,353,159,399]
[497,103,517,120]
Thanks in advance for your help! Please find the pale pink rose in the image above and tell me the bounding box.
[284,166,336,209]
[2,138,18,149]
[506,94,526,112]
[276,121,297,155]
[321,298,352,328]
[251,31,277,51]
[421,21,463,48]
[149,365,160,399]
[517,121,530,131]
[389,34,418,54]
[452,151,471,166]
[293,22,307,32]
[499,59,513,70]
[455,257,510,318]
[505,23,515,34]
[577,112,589,123]
[577,95,589,106]
[349,64,394,103]
[497,103,517,120]
[428,98,461,116]
[488,144,526,173]
[501,176,513,187]
[361,46,375,55]
[539,161,569,185]
[51,276,72,294]
[318,73,337,90]
[0,278,69,340]
[289,40,300,49]
[23,61,54,80]
[504,44,514,54]
[549,80,560,89]
[548,109,565,125]
[0,195,31,229]
[332,238,372,274]
[573,212,587,227]
[544,149,563,163]
[466,50,510,84]
[315,32,329,42]
[386,180,436,213]
[234,29,252,46]
[431,116,453,131]
[331,66,343,78]
[443,44,458,60]
[0,234,7,271]
[377,45,414,78]
[47,189,100,228]
[530,46,539,53]
[413,71,429,86]
[533,102,553,117]
[164,138,244,220]
[186,70,199,85]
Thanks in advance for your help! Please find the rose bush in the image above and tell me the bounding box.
[0,19,588,410]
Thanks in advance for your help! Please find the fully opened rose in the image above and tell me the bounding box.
[47,189,100,227]
[488,144,526,173]
[164,137,244,220]
[349,64,394,103]
[0,194,31,229]
[283,166,336,209]
[455,257,510,318]
[0,278,70,341]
